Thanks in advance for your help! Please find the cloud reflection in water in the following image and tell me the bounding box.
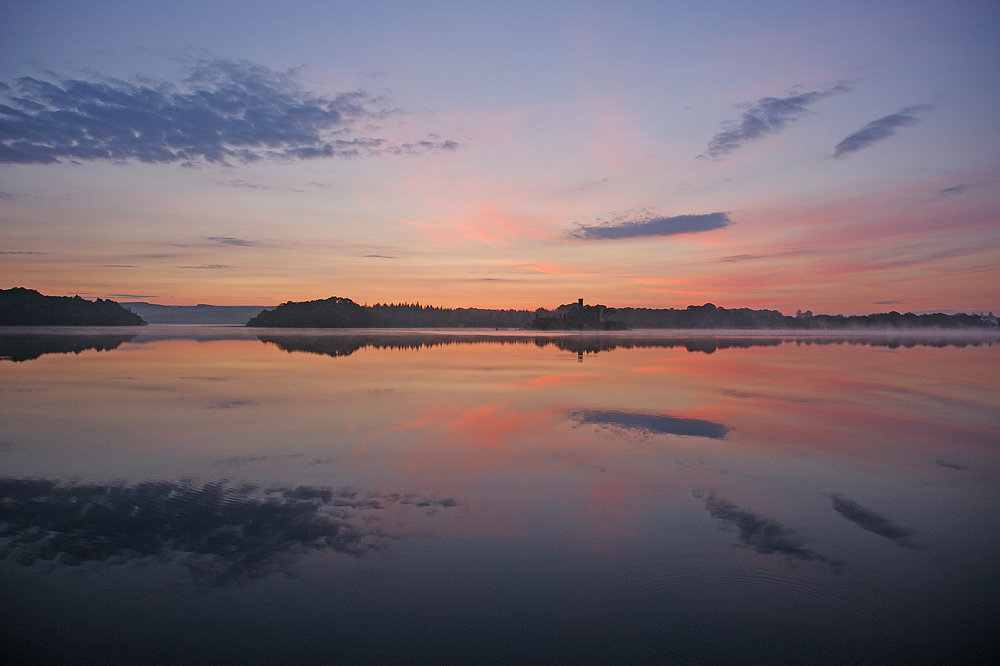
[0,478,457,586]
[695,491,844,568]
[828,494,923,549]
[570,409,729,440]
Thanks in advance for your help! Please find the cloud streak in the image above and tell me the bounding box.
[701,86,850,159]
[0,59,458,165]
[572,211,730,240]
[831,105,932,159]
[208,236,257,246]
[219,179,268,189]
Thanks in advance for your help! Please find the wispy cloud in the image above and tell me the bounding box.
[0,250,47,255]
[701,85,850,159]
[178,264,232,269]
[572,211,730,240]
[208,236,256,246]
[831,105,933,159]
[554,177,609,196]
[218,179,267,189]
[208,399,254,409]
[938,184,968,196]
[828,494,923,549]
[0,59,458,165]
[719,249,815,263]
[387,139,459,155]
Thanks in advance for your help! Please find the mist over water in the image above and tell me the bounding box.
[2,326,998,664]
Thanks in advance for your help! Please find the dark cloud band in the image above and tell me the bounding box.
[208,236,257,246]
[572,212,730,240]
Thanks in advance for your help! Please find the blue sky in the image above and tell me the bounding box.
[2,0,998,312]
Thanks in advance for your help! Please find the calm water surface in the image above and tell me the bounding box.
[2,326,998,665]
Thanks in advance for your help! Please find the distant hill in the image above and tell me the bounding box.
[0,288,145,326]
[247,296,998,330]
[121,302,268,325]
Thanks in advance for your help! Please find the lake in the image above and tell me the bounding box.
[2,326,998,665]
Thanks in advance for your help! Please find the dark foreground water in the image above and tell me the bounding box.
[2,326,998,665]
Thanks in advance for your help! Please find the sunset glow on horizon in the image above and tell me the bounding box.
[2,0,998,314]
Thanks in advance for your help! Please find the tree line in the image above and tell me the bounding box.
[247,297,998,330]
[247,297,537,328]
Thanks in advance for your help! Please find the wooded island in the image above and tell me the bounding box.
[0,288,145,326]
[246,296,998,330]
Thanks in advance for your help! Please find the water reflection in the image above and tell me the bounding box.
[570,409,730,439]
[1,327,997,664]
[1,327,995,362]
[0,477,457,586]
[694,490,844,568]
[256,330,998,359]
[0,331,138,361]
[827,493,923,550]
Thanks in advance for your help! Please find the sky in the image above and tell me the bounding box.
[1,0,998,313]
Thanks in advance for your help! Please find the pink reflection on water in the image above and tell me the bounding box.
[2,330,998,552]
